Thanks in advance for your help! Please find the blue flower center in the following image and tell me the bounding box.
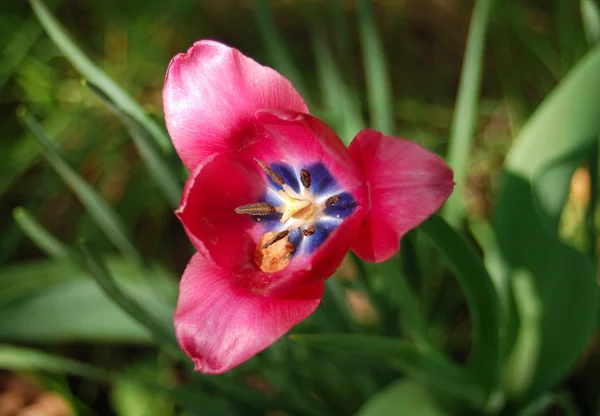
[234,161,356,272]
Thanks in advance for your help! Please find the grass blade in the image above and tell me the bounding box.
[357,0,393,134]
[28,0,172,153]
[13,207,69,261]
[0,18,42,89]
[255,0,310,104]
[328,0,353,72]
[0,344,114,380]
[78,244,179,358]
[18,108,142,265]
[84,81,182,208]
[419,215,501,396]
[0,113,70,197]
[312,23,364,143]
[290,334,484,406]
[582,0,600,46]
[443,0,495,227]
[0,344,230,415]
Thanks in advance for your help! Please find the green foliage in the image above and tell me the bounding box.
[1,0,599,414]
[443,0,495,227]
[356,380,449,416]
[495,44,600,398]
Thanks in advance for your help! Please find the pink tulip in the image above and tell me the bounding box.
[163,40,454,374]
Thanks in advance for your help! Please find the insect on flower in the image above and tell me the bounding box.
[163,40,454,374]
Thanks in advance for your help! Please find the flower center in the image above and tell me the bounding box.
[235,160,344,273]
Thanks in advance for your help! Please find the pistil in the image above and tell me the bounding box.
[234,159,345,273]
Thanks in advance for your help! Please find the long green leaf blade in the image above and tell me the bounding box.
[0,113,70,197]
[443,0,495,227]
[28,0,171,152]
[18,109,142,265]
[291,334,483,406]
[84,81,182,208]
[13,207,69,261]
[582,0,600,46]
[312,24,364,144]
[255,0,310,103]
[78,244,179,357]
[419,215,501,394]
[357,0,393,134]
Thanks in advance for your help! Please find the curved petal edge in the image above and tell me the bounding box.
[348,129,455,262]
[174,253,324,374]
[163,40,308,171]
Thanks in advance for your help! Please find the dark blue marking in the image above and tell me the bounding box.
[263,190,282,207]
[253,192,283,230]
[288,228,303,256]
[271,163,300,193]
[251,163,355,256]
[324,192,356,219]
[303,221,335,254]
[305,163,337,196]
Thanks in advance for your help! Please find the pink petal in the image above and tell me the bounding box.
[348,129,454,262]
[176,153,264,279]
[163,40,308,171]
[175,253,323,374]
[176,112,369,296]
[248,109,365,192]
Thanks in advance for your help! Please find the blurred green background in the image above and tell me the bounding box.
[1,0,599,415]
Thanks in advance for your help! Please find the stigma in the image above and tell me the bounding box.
[235,159,344,273]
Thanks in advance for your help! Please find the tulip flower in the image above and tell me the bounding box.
[163,40,454,374]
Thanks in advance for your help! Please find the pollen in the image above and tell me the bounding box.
[254,231,294,273]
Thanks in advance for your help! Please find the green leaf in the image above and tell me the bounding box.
[582,0,600,46]
[28,0,172,153]
[504,45,600,180]
[112,363,176,416]
[0,257,175,343]
[78,245,180,356]
[494,45,600,397]
[357,380,449,416]
[13,207,69,261]
[419,215,501,394]
[18,109,142,265]
[0,18,42,89]
[0,345,231,415]
[290,334,483,406]
[255,0,310,104]
[0,113,70,197]
[0,344,115,378]
[83,81,182,209]
[357,0,393,134]
[443,0,495,227]
[311,23,364,144]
